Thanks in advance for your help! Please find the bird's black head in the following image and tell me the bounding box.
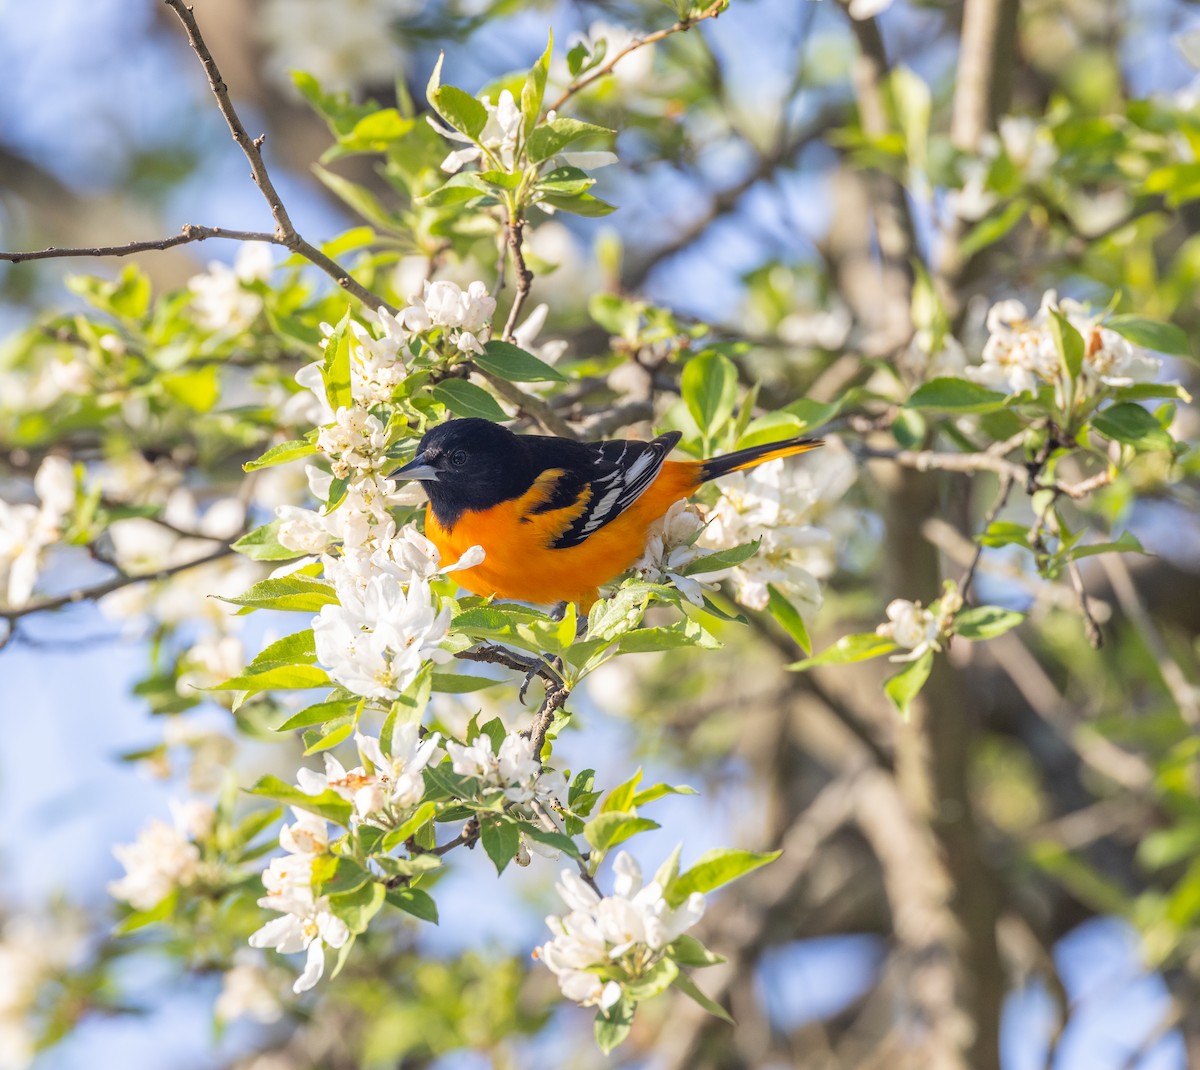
[392,418,534,527]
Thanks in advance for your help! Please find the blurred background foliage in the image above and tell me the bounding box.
[2,0,1200,1068]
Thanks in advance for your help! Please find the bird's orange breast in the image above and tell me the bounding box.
[425,461,703,608]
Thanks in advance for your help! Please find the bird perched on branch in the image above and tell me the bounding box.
[393,417,823,610]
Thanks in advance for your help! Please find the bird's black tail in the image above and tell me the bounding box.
[698,436,824,483]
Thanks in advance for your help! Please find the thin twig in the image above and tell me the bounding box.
[160,0,395,313]
[547,0,727,113]
[959,473,1015,600]
[471,366,579,438]
[0,544,237,628]
[0,225,277,264]
[500,220,533,342]
[1098,553,1200,724]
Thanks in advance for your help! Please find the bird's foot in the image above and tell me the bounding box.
[517,653,565,706]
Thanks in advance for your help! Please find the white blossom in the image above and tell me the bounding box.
[188,242,274,332]
[967,291,1162,401]
[316,406,389,480]
[355,725,442,815]
[215,952,284,1024]
[632,500,720,607]
[847,0,895,19]
[278,808,330,857]
[259,0,419,94]
[313,575,451,701]
[437,91,523,173]
[108,806,205,910]
[701,449,854,617]
[248,893,350,995]
[176,634,246,696]
[0,456,77,608]
[537,851,705,1009]
[445,731,563,804]
[876,598,943,662]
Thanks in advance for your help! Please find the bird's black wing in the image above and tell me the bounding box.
[522,432,683,549]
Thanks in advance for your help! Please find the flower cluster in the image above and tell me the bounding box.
[0,456,75,608]
[876,599,945,662]
[248,809,349,994]
[967,292,1162,401]
[631,499,721,607]
[298,726,441,825]
[537,852,705,1009]
[187,241,275,332]
[701,441,857,617]
[108,799,214,911]
[446,730,566,806]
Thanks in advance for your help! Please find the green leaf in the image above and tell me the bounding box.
[330,880,386,935]
[1105,315,1191,357]
[517,822,583,859]
[671,972,734,1024]
[277,699,355,732]
[682,349,738,439]
[953,606,1025,640]
[1068,530,1149,560]
[243,438,317,473]
[386,886,439,924]
[959,199,1028,258]
[679,539,758,576]
[431,84,489,140]
[162,366,220,413]
[1048,308,1084,384]
[521,31,552,137]
[232,520,309,562]
[474,340,567,382]
[584,811,660,854]
[430,672,503,693]
[631,783,698,806]
[213,664,330,694]
[432,379,509,421]
[538,190,616,216]
[313,166,401,233]
[767,584,811,654]
[317,858,368,897]
[884,650,934,718]
[417,173,493,207]
[481,816,521,874]
[790,633,896,670]
[906,377,1009,414]
[527,117,614,162]
[667,848,781,907]
[303,721,354,755]
[601,768,643,814]
[669,934,726,967]
[594,998,634,1054]
[782,398,842,432]
[247,774,351,825]
[626,958,679,1001]
[381,801,439,851]
[248,629,317,672]
[223,574,338,613]
[1091,402,1174,452]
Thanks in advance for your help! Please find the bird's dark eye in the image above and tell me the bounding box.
[450,449,468,466]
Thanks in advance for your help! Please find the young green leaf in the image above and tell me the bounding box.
[1105,315,1191,357]
[1091,403,1174,452]
[432,379,509,422]
[481,816,521,874]
[243,438,317,473]
[953,606,1025,640]
[682,349,738,439]
[232,521,309,562]
[671,972,735,1024]
[666,848,781,907]
[906,377,1009,414]
[247,774,352,826]
[884,650,934,718]
[790,633,896,670]
[474,340,567,382]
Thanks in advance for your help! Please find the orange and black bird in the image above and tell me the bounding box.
[393,418,823,610]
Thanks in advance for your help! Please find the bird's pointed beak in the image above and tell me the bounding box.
[393,452,439,482]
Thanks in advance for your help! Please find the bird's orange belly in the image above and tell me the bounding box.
[424,463,699,608]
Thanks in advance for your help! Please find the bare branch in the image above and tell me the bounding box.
[159,0,395,314]
[0,225,277,264]
[1,543,237,632]
[547,0,727,113]
[500,220,533,343]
